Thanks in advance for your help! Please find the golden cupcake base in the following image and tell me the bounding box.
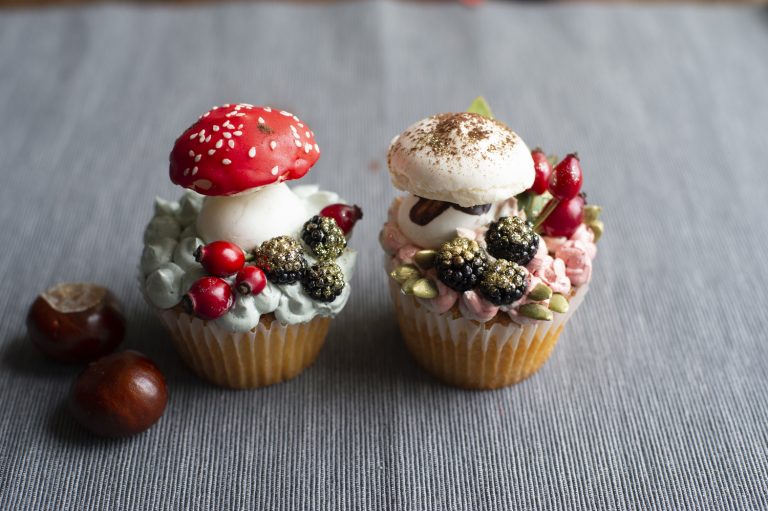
[390,282,587,390]
[159,309,330,389]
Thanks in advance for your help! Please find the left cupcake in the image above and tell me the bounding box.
[140,103,362,389]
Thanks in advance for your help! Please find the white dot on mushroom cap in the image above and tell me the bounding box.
[304,143,312,153]
[193,179,212,190]
[271,166,279,175]
[236,113,245,117]
[188,150,195,157]
[248,147,256,158]
[194,154,201,162]
[293,116,300,122]
[290,125,297,132]
[295,140,302,147]
[216,140,223,149]
[192,166,198,175]
[203,112,210,117]
[228,140,235,149]
[223,104,230,107]
[213,125,220,132]
[258,117,266,124]
[189,132,198,140]
[270,141,277,150]
[223,132,232,139]
[233,131,242,136]
[263,107,272,112]
[305,131,311,138]
[208,149,216,155]
[293,132,300,140]
[314,144,319,152]
[222,159,231,165]
[200,129,206,136]
[183,168,190,176]
[297,123,304,128]
[205,135,211,143]
[280,111,292,117]
[237,124,243,129]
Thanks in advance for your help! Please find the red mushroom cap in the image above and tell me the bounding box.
[169,104,320,196]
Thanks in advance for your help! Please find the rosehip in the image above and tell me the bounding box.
[529,148,552,195]
[235,265,267,296]
[182,277,233,320]
[320,203,363,235]
[540,194,585,238]
[548,153,583,201]
[194,240,245,277]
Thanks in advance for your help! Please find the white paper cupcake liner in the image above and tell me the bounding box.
[390,282,588,389]
[159,309,330,389]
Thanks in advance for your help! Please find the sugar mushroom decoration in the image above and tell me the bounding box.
[169,104,321,251]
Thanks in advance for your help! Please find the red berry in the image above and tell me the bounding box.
[235,265,267,296]
[194,240,245,277]
[540,195,585,238]
[548,153,583,201]
[182,277,233,320]
[320,203,363,235]
[529,148,552,195]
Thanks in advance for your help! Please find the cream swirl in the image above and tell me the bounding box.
[556,240,593,286]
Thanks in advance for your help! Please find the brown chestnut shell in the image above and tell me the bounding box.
[26,282,126,363]
[69,350,168,437]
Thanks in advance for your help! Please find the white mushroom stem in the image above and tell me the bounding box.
[195,183,309,251]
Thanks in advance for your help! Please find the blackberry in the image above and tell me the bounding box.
[478,259,528,306]
[301,261,345,302]
[484,216,539,265]
[254,236,307,284]
[301,215,346,260]
[435,237,487,292]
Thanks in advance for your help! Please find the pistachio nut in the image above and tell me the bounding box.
[518,303,553,321]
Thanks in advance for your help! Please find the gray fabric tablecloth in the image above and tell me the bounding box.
[1,2,767,509]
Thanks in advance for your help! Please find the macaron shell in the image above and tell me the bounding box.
[387,113,534,207]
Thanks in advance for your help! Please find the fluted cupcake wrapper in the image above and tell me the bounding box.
[390,283,588,389]
[159,309,330,389]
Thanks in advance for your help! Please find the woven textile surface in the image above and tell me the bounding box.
[1,3,767,509]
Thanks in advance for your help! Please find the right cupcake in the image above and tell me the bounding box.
[381,98,603,389]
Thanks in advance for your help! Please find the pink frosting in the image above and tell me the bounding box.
[380,222,410,255]
[534,255,571,295]
[569,224,597,259]
[556,240,593,286]
[396,244,420,265]
[527,241,571,295]
[459,290,499,322]
[385,192,599,323]
[429,279,460,314]
[542,235,568,254]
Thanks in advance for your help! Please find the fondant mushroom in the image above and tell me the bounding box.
[169,103,321,250]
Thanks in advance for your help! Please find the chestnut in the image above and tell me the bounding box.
[26,282,126,363]
[69,350,168,437]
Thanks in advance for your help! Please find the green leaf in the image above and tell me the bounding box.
[467,96,494,119]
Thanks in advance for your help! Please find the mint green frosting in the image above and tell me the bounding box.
[141,187,356,331]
